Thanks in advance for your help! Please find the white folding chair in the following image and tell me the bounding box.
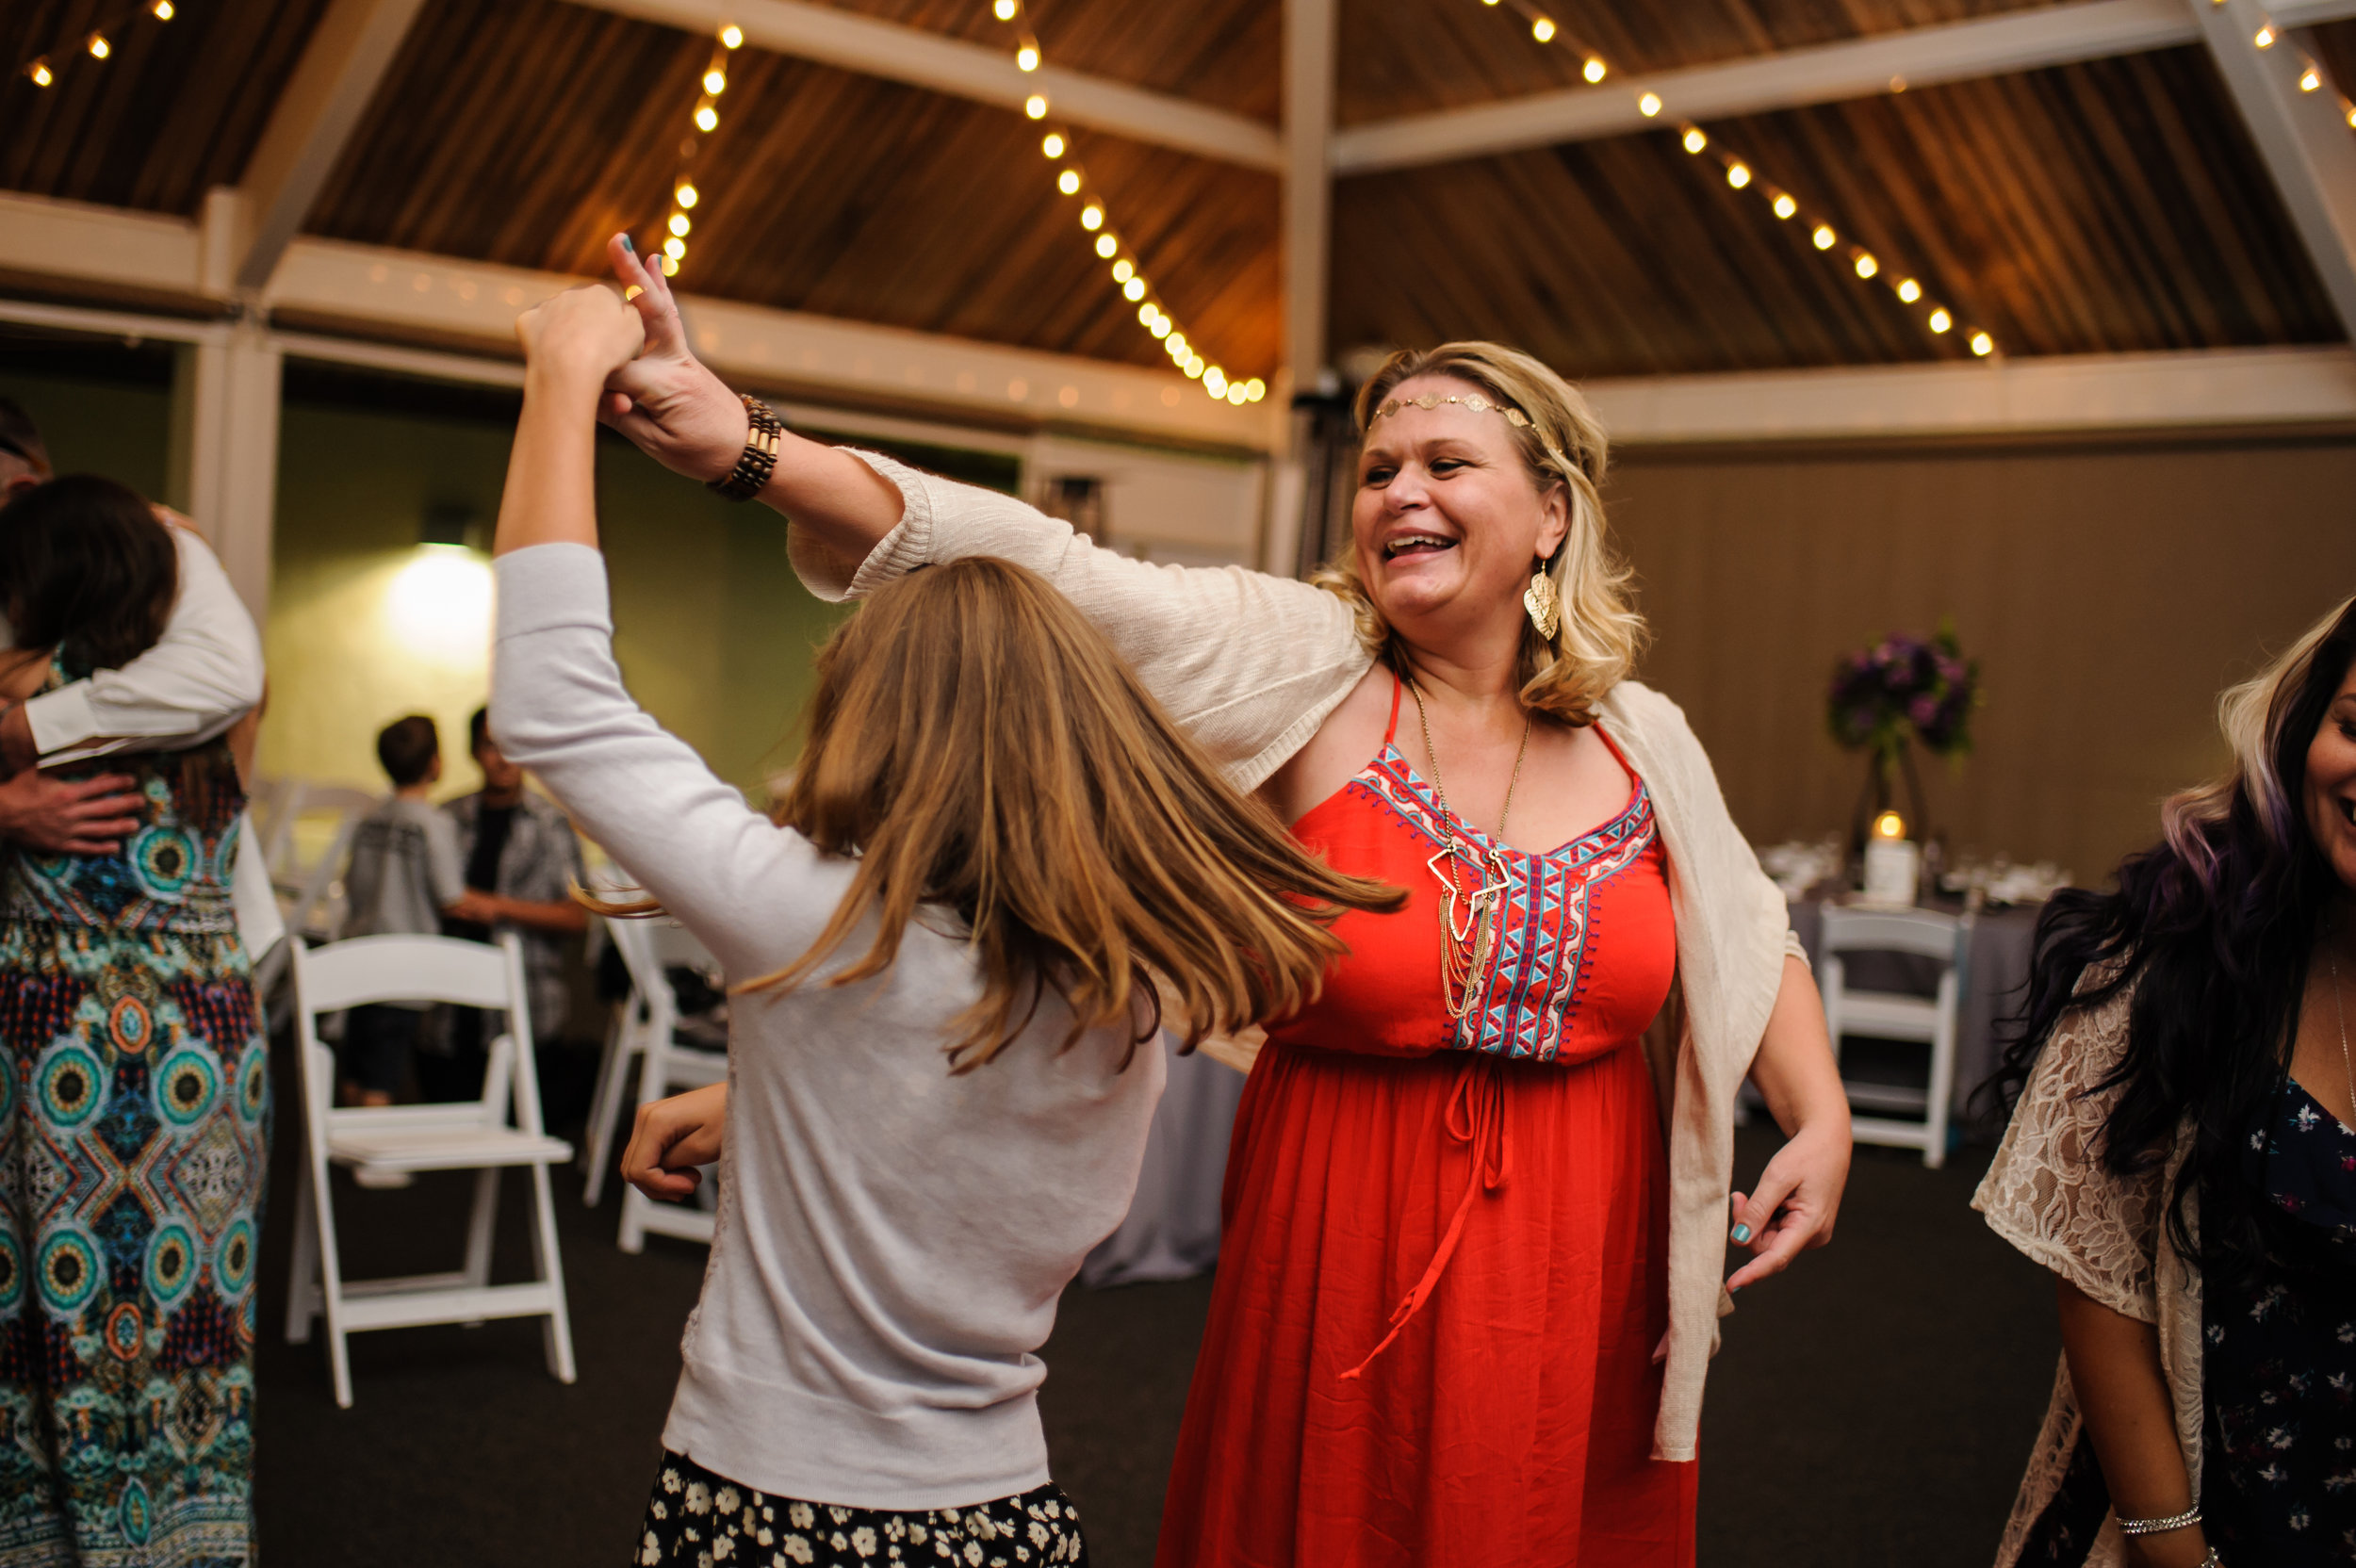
[283,932,577,1407]
[587,913,728,1250]
[1819,906,1970,1169]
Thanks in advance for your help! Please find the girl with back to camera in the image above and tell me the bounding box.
[1977,593,2356,1568]
[490,284,1401,1568]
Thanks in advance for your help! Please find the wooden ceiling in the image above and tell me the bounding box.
[1,0,2348,385]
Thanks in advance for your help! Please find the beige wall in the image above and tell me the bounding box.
[1605,432,2356,884]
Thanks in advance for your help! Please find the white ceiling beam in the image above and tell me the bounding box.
[1284,0,1337,382]
[0,190,200,300]
[2188,0,2356,341]
[1584,345,2356,444]
[231,0,430,292]
[564,0,1284,172]
[1333,0,2356,174]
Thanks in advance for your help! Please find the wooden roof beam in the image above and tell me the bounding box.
[226,0,431,293]
[1333,0,2356,174]
[565,0,1285,172]
[2189,0,2356,341]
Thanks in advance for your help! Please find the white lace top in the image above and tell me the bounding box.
[1972,969,2204,1568]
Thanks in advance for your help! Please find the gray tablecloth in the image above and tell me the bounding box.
[1787,898,2040,1132]
[1080,1034,1246,1287]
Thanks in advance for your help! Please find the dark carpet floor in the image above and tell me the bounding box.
[252,1044,2057,1567]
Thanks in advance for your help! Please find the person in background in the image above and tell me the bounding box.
[1976,592,2356,1568]
[0,396,265,872]
[433,706,586,1100]
[0,473,266,1563]
[340,714,489,1109]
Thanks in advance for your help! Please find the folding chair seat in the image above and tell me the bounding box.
[283,932,576,1406]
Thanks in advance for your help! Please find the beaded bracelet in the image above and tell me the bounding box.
[2117,1504,2201,1536]
[707,394,783,502]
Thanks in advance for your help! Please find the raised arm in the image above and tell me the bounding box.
[593,235,1368,790]
[0,521,264,776]
[492,284,831,977]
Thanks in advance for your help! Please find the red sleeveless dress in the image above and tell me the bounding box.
[1155,680,1693,1568]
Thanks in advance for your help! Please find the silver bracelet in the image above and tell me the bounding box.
[2117,1504,2201,1536]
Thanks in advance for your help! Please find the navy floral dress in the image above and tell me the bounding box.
[2201,1077,2356,1564]
[0,658,266,1566]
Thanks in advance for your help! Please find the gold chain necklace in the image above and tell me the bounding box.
[1409,680,1531,1020]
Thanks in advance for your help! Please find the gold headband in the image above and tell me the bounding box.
[1370,391,1531,429]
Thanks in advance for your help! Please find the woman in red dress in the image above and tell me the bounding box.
[590,246,1856,1568]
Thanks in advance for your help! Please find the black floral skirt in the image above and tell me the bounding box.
[633,1449,1088,1567]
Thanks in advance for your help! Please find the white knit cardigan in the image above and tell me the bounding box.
[790,450,1804,1462]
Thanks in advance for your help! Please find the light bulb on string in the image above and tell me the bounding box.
[1726,163,1750,188]
[152,1,173,18]
[1151,317,1171,339]
[1530,17,1554,43]
[1041,132,1065,158]
[703,68,727,94]
[1970,332,1994,356]
[1080,204,1104,231]
[1138,302,1158,324]
[664,236,686,261]
[1227,384,1249,404]
[88,33,109,58]
[1204,368,1228,396]
[1896,278,1922,302]
[720,24,743,48]
[1682,126,1707,154]
[669,212,691,237]
[1017,43,1039,72]
[1024,94,1048,119]
[28,60,51,86]
[1094,233,1118,257]
[1244,379,1266,402]
[1811,223,1836,250]
[1582,57,1605,83]
[1927,309,1952,333]
[2299,64,2321,91]
[1113,259,1135,282]
[677,182,699,207]
[695,103,718,131]
[1169,334,1187,356]
[1772,192,1797,219]
[2253,24,2274,46]
[993,0,1017,18]
[1854,252,1877,278]
[662,254,679,276]
[1638,92,1661,117]
[1122,277,1145,301]
[1056,169,1081,195]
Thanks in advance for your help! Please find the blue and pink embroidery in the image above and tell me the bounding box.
[1348,743,1656,1062]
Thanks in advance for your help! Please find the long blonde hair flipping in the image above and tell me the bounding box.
[1316,341,1645,727]
[730,556,1402,1070]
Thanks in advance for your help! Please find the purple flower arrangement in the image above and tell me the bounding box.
[1827,623,1980,762]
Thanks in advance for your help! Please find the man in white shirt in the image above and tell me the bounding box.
[0,397,273,943]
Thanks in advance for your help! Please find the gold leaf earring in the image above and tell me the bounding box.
[1524,567,1561,639]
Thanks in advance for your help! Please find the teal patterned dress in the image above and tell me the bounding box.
[0,660,266,1566]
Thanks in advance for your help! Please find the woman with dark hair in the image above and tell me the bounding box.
[1976,593,2356,1568]
[0,475,269,1562]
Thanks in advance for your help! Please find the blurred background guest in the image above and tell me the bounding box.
[0,474,268,1562]
[1977,594,2356,1568]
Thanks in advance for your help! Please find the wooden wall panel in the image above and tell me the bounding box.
[1603,433,2356,885]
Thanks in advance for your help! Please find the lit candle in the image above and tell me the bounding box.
[1861,810,1921,906]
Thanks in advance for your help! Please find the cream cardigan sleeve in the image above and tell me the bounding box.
[792,449,1373,792]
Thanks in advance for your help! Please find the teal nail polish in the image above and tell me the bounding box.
[1729,1223,1752,1245]
[621,235,634,253]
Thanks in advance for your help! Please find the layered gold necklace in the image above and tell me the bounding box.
[1408,679,1531,1021]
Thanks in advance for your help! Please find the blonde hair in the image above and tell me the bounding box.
[1314,341,1645,727]
[604,557,1404,1071]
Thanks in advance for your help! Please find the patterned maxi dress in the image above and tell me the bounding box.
[0,662,266,1566]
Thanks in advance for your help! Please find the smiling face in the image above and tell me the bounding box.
[1350,375,1569,658]
[2305,649,2356,896]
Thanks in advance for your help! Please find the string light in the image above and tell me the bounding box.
[649,24,744,278]
[15,0,176,92]
[1461,1,2002,355]
[989,2,1254,402]
[2253,24,2275,46]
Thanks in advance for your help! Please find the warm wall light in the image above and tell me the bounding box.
[387,547,495,660]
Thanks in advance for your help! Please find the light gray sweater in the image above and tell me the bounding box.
[489,543,1166,1510]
